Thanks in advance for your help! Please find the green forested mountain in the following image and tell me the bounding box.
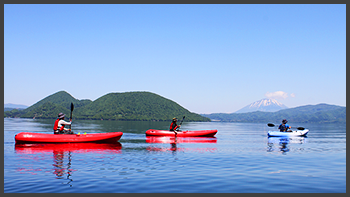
[75,92,208,121]
[4,91,210,122]
[8,91,92,119]
[202,103,346,123]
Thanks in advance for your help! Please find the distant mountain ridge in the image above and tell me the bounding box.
[4,103,29,112]
[202,103,346,123]
[5,92,345,123]
[4,103,28,109]
[4,91,210,122]
[235,98,288,113]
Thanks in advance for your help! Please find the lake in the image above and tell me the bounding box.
[3,118,346,193]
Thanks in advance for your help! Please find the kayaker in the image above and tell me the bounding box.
[278,119,291,132]
[169,117,181,134]
[53,113,73,134]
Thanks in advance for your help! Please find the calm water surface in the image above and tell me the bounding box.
[3,118,346,193]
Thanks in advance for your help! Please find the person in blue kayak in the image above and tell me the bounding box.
[279,119,291,132]
[53,112,73,134]
[170,117,181,134]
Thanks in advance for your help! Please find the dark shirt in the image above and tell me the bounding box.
[170,121,179,131]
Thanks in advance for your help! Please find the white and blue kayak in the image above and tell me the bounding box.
[268,129,309,137]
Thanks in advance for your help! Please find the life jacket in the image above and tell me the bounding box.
[279,124,287,132]
[53,119,64,131]
[170,121,178,131]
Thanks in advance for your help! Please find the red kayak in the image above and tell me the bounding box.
[15,132,123,144]
[145,129,217,137]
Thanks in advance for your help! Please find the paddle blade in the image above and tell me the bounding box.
[297,127,305,130]
[267,123,275,127]
[71,102,74,111]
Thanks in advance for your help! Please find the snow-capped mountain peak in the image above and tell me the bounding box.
[235,98,288,113]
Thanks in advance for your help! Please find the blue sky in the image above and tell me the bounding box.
[4,4,346,113]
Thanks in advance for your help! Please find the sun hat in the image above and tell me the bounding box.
[58,113,65,119]
[282,119,288,124]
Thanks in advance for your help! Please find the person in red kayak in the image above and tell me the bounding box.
[53,113,73,134]
[170,117,181,134]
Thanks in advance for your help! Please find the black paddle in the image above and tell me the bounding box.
[176,116,185,130]
[70,102,74,131]
[267,123,305,130]
[179,116,185,127]
[174,116,185,137]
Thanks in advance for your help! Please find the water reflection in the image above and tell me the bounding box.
[15,143,122,154]
[146,136,217,154]
[52,150,73,186]
[267,136,307,155]
[146,136,217,144]
[15,143,122,186]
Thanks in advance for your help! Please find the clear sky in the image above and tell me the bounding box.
[4,4,346,114]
